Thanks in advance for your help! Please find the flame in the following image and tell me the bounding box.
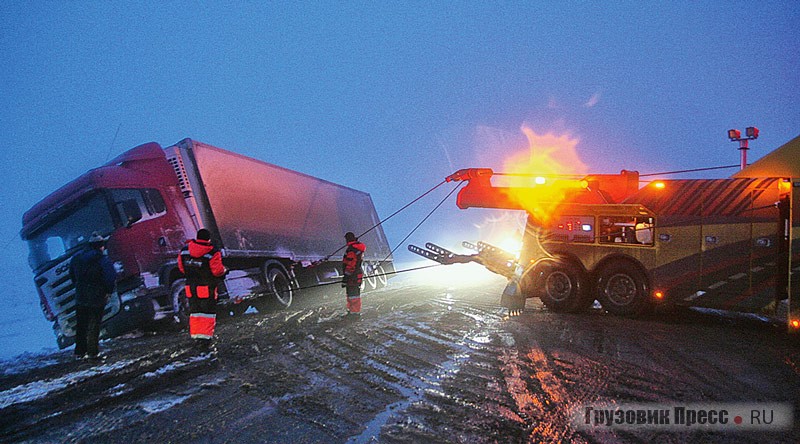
[499,126,588,223]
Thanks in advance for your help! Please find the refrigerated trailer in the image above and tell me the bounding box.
[442,135,800,332]
[21,139,393,348]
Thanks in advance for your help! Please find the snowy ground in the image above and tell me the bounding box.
[1,268,798,443]
[1,293,58,362]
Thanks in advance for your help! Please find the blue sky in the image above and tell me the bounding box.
[1,2,798,353]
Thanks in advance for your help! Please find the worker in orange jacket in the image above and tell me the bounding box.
[178,228,227,350]
[342,232,366,318]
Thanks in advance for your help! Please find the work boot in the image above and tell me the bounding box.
[87,353,106,363]
[195,339,215,354]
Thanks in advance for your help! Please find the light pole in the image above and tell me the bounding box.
[728,127,759,170]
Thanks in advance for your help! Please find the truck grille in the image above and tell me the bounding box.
[35,258,120,340]
[35,259,78,337]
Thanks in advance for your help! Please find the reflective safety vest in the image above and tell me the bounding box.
[342,240,366,286]
[178,239,224,298]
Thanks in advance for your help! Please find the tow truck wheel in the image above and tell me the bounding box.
[539,262,590,313]
[595,263,650,316]
[255,263,293,311]
[170,279,189,327]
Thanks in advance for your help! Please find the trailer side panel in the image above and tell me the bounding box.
[184,140,391,262]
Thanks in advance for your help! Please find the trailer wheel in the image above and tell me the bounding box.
[364,262,378,290]
[375,263,388,287]
[595,263,650,316]
[170,279,189,327]
[539,262,590,313]
[256,263,293,311]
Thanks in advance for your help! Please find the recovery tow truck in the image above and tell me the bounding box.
[410,135,800,333]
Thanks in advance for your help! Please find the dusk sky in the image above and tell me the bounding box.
[1,2,798,353]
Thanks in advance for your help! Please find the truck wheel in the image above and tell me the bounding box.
[55,327,75,349]
[540,262,590,313]
[256,264,293,311]
[595,263,650,316]
[170,279,189,326]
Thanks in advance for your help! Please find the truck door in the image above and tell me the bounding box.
[108,188,174,277]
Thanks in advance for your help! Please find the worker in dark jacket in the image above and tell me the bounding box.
[69,232,116,361]
[177,228,227,350]
[342,232,366,318]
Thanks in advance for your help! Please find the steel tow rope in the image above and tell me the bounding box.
[280,179,465,296]
[318,179,449,262]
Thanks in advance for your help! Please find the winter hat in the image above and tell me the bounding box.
[197,228,211,241]
[345,232,357,242]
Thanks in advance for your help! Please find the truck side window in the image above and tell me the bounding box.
[143,189,166,214]
[635,221,654,244]
[120,200,143,227]
[599,216,654,245]
[110,189,166,227]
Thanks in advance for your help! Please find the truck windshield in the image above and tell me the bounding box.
[24,191,115,271]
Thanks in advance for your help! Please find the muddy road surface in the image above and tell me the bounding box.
[2,266,799,443]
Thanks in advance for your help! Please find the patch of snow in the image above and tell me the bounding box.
[138,394,191,414]
[1,352,61,376]
[0,297,59,361]
[142,354,211,378]
[691,307,773,324]
[0,359,135,409]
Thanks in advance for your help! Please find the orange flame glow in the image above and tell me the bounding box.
[499,126,588,223]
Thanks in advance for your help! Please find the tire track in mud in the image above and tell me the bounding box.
[4,280,798,443]
[185,285,539,443]
[97,287,594,443]
[0,339,218,442]
[362,292,565,442]
[65,286,489,443]
[502,309,800,444]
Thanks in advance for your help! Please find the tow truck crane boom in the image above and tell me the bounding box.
[445,167,641,210]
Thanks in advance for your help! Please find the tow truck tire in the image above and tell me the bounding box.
[595,262,650,316]
[170,278,189,327]
[540,261,591,313]
[255,263,293,311]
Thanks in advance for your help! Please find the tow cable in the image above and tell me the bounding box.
[288,179,465,293]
